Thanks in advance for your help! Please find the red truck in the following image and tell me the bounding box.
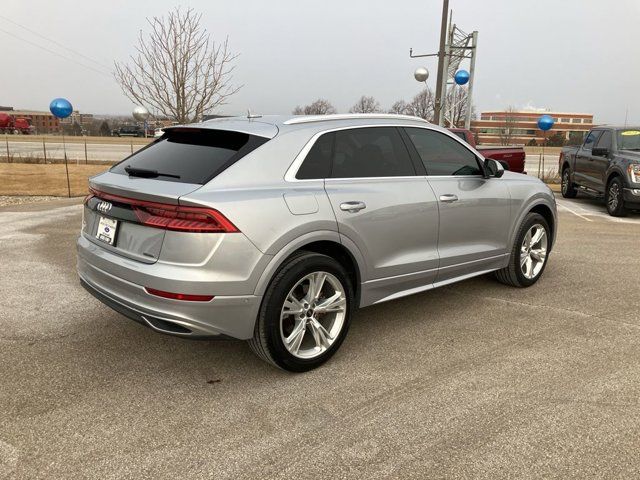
[0,113,32,134]
[449,128,527,174]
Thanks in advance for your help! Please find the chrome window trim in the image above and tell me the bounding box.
[284,124,486,182]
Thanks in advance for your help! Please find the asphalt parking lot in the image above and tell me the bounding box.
[1,195,639,479]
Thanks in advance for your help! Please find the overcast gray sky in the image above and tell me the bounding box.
[2,0,639,123]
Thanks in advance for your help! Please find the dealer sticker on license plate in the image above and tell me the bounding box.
[96,216,118,245]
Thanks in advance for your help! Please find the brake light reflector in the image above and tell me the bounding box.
[89,188,238,233]
[145,287,214,302]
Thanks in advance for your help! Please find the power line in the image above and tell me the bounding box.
[0,13,113,71]
[0,27,113,78]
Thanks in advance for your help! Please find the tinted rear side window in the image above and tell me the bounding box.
[111,129,268,184]
[331,127,415,178]
[405,127,481,176]
[296,132,333,179]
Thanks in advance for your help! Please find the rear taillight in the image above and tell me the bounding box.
[132,204,238,233]
[83,192,95,204]
[145,287,214,302]
[89,188,238,233]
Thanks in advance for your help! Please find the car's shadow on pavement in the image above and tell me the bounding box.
[69,270,521,384]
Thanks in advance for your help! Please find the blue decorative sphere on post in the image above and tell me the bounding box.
[49,98,73,119]
[454,70,470,86]
[537,114,554,131]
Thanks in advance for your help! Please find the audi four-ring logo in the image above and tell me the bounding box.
[97,201,112,214]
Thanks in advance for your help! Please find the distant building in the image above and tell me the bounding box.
[1,107,61,134]
[60,111,94,130]
[471,110,594,145]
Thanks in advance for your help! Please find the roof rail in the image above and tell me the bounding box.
[283,113,429,125]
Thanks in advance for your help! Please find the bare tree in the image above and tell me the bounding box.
[498,106,518,145]
[349,95,382,114]
[292,99,337,115]
[408,88,435,121]
[114,8,241,124]
[388,100,411,115]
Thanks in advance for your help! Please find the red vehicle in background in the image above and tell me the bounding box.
[0,113,33,134]
[449,128,527,174]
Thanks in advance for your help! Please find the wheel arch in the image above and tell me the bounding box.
[253,231,363,306]
[606,170,623,189]
[528,203,555,251]
[508,195,557,254]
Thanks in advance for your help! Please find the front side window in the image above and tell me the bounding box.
[404,127,482,176]
[595,130,612,150]
[583,130,602,150]
[330,127,415,178]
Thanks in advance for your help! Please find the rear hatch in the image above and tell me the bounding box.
[83,126,272,263]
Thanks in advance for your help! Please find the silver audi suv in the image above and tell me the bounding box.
[78,114,557,371]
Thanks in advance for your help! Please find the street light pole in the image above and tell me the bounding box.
[433,0,449,126]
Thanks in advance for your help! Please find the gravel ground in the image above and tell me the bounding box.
[0,196,67,207]
[1,195,640,479]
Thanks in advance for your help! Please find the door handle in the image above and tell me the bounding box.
[439,194,459,203]
[340,201,366,213]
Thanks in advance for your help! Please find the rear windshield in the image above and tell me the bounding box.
[110,129,269,184]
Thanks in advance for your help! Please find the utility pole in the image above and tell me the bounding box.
[433,0,449,126]
[409,1,477,127]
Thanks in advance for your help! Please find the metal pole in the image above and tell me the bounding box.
[5,134,9,163]
[42,136,47,163]
[62,132,71,198]
[464,31,478,130]
[542,131,546,178]
[84,138,88,164]
[437,15,453,126]
[433,0,449,125]
[130,140,133,154]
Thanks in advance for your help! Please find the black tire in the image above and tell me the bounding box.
[605,177,627,217]
[561,168,577,198]
[248,251,354,372]
[495,213,551,288]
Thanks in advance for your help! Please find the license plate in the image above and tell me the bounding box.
[96,216,118,245]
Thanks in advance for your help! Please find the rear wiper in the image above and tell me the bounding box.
[124,166,181,179]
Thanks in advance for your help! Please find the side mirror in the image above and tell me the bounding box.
[484,158,504,178]
[592,147,609,157]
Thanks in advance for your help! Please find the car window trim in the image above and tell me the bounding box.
[286,123,484,182]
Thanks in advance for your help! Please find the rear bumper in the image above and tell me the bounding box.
[77,242,262,340]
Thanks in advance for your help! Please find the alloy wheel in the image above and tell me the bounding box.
[562,171,569,195]
[607,183,620,211]
[280,271,347,359]
[520,224,548,280]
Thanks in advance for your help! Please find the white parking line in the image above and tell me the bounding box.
[555,197,640,224]
[556,200,592,221]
